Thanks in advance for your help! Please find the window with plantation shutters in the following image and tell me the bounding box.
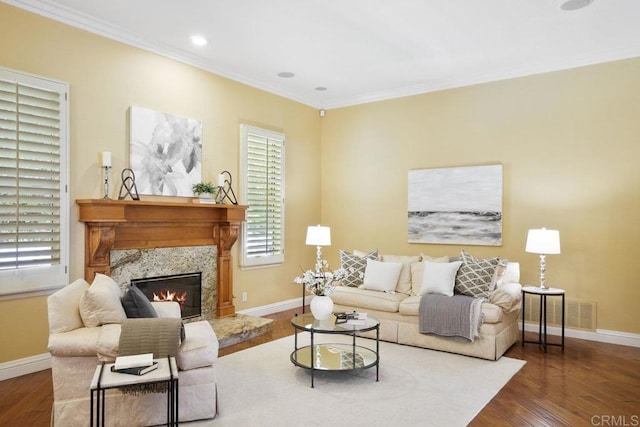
[0,68,69,296]
[240,125,285,267]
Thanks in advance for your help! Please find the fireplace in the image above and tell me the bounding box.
[132,272,202,319]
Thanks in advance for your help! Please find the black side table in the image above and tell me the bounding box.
[522,286,565,352]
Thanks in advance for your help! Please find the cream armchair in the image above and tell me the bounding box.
[47,277,218,426]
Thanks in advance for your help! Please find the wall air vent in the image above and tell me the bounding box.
[523,297,596,331]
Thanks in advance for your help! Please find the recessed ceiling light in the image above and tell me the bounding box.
[315,87,327,91]
[190,35,208,46]
[277,72,295,78]
[560,0,593,11]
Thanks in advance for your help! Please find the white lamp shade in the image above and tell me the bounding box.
[305,225,331,246]
[525,228,561,254]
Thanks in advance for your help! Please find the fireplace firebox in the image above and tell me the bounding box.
[132,272,202,319]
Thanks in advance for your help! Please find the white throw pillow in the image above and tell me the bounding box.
[47,278,90,333]
[80,273,127,327]
[362,259,403,292]
[419,261,463,297]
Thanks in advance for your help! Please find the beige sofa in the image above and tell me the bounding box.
[329,253,522,360]
[47,275,218,426]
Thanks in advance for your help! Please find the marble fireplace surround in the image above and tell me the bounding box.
[110,245,216,321]
[77,199,247,318]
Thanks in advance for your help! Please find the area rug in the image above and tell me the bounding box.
[194,334,525,426]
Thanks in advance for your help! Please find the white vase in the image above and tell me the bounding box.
[310,295,334,320]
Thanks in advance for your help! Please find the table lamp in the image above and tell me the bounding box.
[525,228,561,289]
[305,225,331,274]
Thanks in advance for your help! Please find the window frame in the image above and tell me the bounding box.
[239,124,285,268]
[0,66,70,299]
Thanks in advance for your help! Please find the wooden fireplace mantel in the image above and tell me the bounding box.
[76,199,247,317]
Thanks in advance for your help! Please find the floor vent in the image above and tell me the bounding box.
[523,296,596,331]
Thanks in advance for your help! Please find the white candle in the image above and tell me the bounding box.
[217,173,225,187]
[102,152,111,167]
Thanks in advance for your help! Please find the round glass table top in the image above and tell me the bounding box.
[291,312,379,333]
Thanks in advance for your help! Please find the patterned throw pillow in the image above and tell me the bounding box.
[340,249,378,287]
[454,250,501,299]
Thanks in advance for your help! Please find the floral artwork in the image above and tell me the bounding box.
[130,106,202,196]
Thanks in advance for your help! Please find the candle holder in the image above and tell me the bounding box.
[217,170,238,205]
[102,166,111,199]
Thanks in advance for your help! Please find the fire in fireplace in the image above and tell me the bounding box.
[132,272,202,319]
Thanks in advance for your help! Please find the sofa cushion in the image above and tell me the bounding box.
[489,282,522,312]
[496,262,520,286]
[410,256,450,296]
[454,251,501,299]
[47,278,90,333]
[331,285,407,313]
[418,261,462,297]
[80,273,127,327]
[380,254,420,294]
[121,285,158,318]
[177,321,219,370]
[48,327,102,357]
[399,296,503,324]
[362,259,403,292]
[340,249,378,287]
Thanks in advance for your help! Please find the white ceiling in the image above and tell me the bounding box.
[5,0,640,109]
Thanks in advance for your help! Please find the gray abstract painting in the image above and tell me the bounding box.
[130,106,202,197]
[408,164,503,246]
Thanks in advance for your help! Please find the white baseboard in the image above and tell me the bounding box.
[237,297,305,317]
[0,352,51,381]
[520,322,640,348]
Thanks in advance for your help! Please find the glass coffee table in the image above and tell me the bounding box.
[290,313,380,388]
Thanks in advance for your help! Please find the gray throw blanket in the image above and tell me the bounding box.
[117,318,182,395]
[419,294,484,342]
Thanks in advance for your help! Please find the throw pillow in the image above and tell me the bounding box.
[361,259,403,292]
[121,285,158,318]
[340,249,378,287]
[454,250,501,299]
[410,256,450,295]
[419,261,463,296]
[79,273,127,327]
[47,278,90,333]
[380,254,421,294]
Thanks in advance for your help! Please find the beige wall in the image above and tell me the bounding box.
[1,3,639,365]
[321,58,640,334]
[0,4,320,363]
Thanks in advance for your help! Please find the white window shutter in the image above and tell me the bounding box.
[0,68,69,296]
[240,125,285,267]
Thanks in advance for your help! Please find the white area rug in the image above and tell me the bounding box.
[193,334,524,426]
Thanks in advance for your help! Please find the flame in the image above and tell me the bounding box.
[153,289,188,307]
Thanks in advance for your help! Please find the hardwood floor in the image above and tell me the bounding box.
[2,308,639,427]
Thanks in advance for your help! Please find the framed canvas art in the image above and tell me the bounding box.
[408,164,503,246]
[129,106,202,197]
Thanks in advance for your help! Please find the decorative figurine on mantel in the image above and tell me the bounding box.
[216,170,238,205]
[118,168,140,200]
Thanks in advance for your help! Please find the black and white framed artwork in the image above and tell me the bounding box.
[129,106,202,197]
[408,164,503,246]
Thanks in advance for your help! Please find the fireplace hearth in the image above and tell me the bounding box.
[133,272,202,319]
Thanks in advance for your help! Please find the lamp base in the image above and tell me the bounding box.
[538,254,547,289]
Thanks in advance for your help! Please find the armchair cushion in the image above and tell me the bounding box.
[121,285,158,318]
[47,278,90,333]
[80,274,127,327]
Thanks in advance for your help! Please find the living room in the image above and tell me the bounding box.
[0,1,639,425]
